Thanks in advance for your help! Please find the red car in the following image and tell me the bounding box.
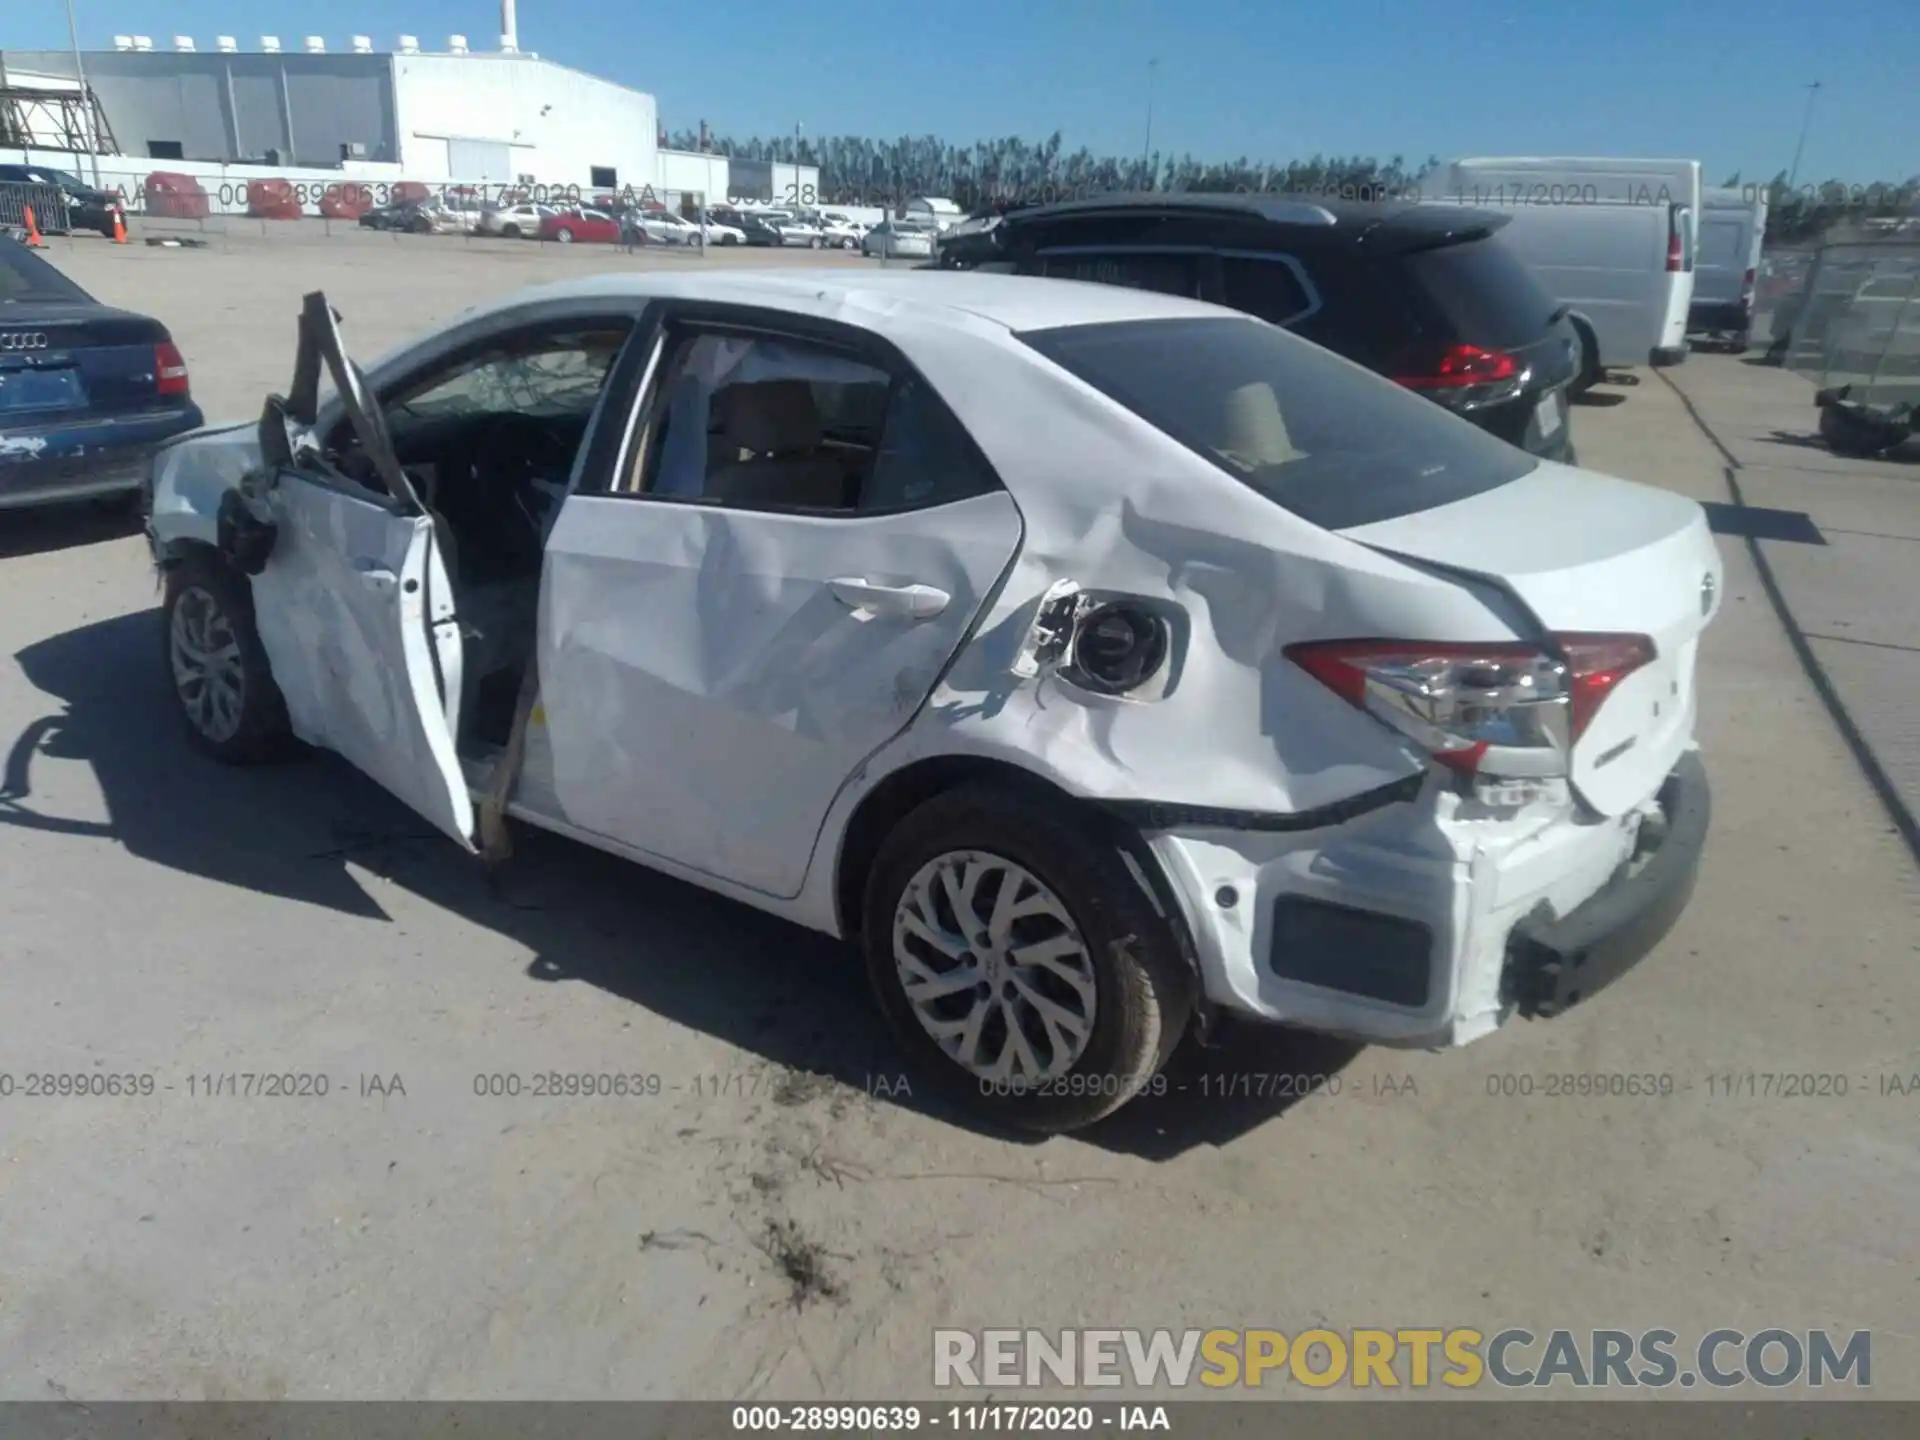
[538,207,619,244]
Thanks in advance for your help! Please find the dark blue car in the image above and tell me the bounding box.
[0,234,204,512]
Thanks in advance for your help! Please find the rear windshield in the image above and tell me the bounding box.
[1022,316,1536,530]
[1404,235,1562,350]
[0,239,90,304]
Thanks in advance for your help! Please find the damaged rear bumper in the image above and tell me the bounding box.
[1504,752,1709,1019]
[1138,754,1709,1048]
[0,405,204,511]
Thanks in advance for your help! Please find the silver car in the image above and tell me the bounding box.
[477,202,555,240]
[863,220,935,259]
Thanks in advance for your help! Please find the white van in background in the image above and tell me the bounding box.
[1424,156,1702,212]
[1422,158,1701,379]
[1689,186,1769,350]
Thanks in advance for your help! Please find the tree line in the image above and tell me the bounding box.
[664,128,1918,239]
[663,128,1441,209]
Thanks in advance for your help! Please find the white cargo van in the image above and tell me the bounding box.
[1422,158,1701,378]
[1689,186,1769,349]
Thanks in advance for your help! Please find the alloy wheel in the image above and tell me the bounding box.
[170,585,246,743]
[891,850,1098,1084]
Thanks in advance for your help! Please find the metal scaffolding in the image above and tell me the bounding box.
[0,85,119,155]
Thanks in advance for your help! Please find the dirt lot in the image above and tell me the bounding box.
[1,229,1916,1402]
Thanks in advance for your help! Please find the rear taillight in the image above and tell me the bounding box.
[155,340,189,397]
[1286,633,1655,780]
[1393,343,1519,390]
[1742,266,1756,298]
[1666,230,1684,273]
[1557,633,1655,740]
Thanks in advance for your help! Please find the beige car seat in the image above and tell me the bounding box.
[704,380,848,509]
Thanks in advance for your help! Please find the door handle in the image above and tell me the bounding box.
[828,578,951,620]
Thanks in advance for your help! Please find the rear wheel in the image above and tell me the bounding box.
[501,223,521,239]
[1567,319,1603,398]
[162,552,297,764]
[555,227,574,244]
[861,784,1194,1133]
[809,235,821,249]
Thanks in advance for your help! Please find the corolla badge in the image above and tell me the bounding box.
[1700,571,1717,615]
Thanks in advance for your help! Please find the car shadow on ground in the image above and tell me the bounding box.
[0,500,143,560]
[6,607,1332,1157]
[1571,390,1628,408]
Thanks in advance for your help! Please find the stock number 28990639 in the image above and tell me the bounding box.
[472,1072,663,1098]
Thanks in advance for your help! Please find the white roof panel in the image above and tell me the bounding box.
[477,267,1227,335]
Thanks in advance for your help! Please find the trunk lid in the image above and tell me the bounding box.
[0,303,175,420]
[1341,461,1723,816]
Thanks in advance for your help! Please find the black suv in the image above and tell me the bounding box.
[0,163,123,237]
[938,194,1581,462]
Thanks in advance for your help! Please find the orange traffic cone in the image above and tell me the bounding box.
[111,208,128,244]
[21,205,46,248]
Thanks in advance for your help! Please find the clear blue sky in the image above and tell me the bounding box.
[9,0,1914,184]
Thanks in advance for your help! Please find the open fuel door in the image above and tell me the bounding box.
[245,292,476,851]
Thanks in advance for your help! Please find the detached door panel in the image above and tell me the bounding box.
[537,491,1021,897]
[250,472,475,850]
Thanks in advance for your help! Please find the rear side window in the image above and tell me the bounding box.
[1039,252,1202,298]
[1217,256,1314,325]
[1404,235,1562,350]
[1022,316,1536,531]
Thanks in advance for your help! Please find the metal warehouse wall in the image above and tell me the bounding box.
[3,49,397,166]
[658,150,730,204]
[392,54,657,189]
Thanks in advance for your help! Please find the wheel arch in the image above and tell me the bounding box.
[830,755,1207,1007]
[1566,311,1603,390]
[152,534,221,571]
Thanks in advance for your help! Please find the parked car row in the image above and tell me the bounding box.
[357,195,757,248]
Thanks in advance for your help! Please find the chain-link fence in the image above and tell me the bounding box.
[1759,238,1920,409]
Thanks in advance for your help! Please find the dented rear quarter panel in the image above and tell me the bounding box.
[829,312,1520,816]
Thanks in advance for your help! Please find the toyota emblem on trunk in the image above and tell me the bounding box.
[1700,571,1717,615]
[0,332,49,351]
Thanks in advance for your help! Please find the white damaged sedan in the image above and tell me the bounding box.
[147,271,1719,1132]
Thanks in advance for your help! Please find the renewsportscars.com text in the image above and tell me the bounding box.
[933,1328,1872,1390]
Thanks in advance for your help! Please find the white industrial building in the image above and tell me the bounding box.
[0,4,818,210]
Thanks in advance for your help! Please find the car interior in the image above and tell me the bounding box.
[315,321,993,768]
[624,330,987,514]
[635,333,894,510]
[323,325,629,757]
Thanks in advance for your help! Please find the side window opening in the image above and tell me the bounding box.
[324,324,628,574]
[302,322,630,758]
[631,329,1000,514]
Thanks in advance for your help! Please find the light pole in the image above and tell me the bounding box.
[1142,59,1159,185]
[1786,80,1821,193]
[64,0,103,186]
